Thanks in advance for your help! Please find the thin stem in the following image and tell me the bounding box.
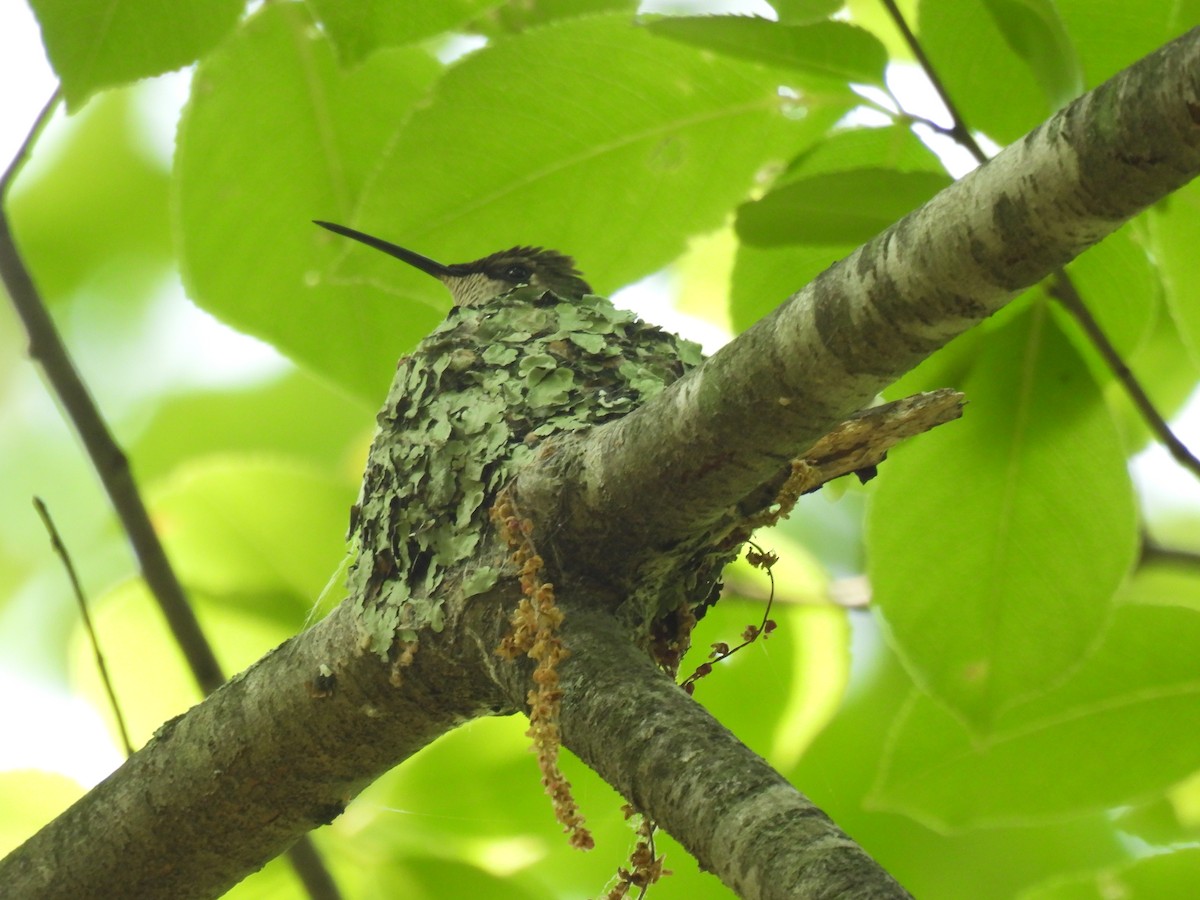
[1050,274,1200,478]
[878,0,988,163]
[1141,536,1200,569]
[33,496,134,756]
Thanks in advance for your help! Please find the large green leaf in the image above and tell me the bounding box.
[769,0,845,23]
[869,605,1200,829]
[645,16,889,86]
[1019,848,1200,900]
[7,89,171,304]
[1055,0,1200,88]
[917,0,1050,143]
[174,3,444,403]
[130,371,371,481]
[28,0,244,108]
[307,0,503,63]
[1150,181,1200,369]
[0,771,82,858]
[729,125,947,329]
[867,303,1137,727]
[736,168,951,245]
[345,14,839,312]
[150,456,354,605]
[792,616,1131,899]
[980,0,1082,110]
[177,8,832,402]
[484,0,639,33]
[1058,222,1158,363]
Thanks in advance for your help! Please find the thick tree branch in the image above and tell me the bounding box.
[503,609,913,900]
[0,595,512,899]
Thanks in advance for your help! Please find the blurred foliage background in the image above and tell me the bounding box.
[4,0,1200,897]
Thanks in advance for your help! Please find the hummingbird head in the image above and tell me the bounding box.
[315,221,592,307]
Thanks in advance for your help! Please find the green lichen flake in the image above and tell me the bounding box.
[347,287,703,658]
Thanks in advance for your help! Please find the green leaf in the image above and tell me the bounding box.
[869,605,1200,829]
[28,0,243,108]
[1055,0,1200,88]
[645,16,889,86]
[1150,181,1200,369]
[307,0,504,63]
[769,0,845,24]
[785,123,951,177]
[130,371,371,481]
[980,0,1083,110]
[736,168,951,245]
[1058,222,1157,363]
[350,14,842,299]
[793,617,1132,899]
[174,3,443,402]
[917,0,1050,143]
[70,580,297,745]
[1019,848,1200,900]
[0,771,82,858]
[485,0,640,33]
[729,125,949,328]
[151,456,354,604]
[867,303,1137,728]
[730,241,856,331]
[6,89,171,303]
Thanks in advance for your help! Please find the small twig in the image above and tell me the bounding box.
[2,89,343,900]
[681,542,778,694]
[33,497,134,756]
[0,90,59,191]
[900,110,961,140]
[878,0,988,163]
[607,807,670,899]
[1048,273,1200,477]
[1140,536,1200,569]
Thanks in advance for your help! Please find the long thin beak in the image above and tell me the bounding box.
[313,220,452,280]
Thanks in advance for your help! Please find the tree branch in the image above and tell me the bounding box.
[509,609,914,900]
[1048,272,1200,476]
[0,595,510,899]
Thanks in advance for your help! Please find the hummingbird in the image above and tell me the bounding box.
[317,220,707,655]
[314,220,592,307]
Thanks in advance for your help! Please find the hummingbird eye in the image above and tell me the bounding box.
[502,263,533,283]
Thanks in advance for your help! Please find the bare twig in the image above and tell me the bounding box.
[1049,274,1200,478]
[33,496,134,756]
[2,89,343,900]
[879,0,988,162]
[1141,536,1200,569]
[682,542,778,694]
